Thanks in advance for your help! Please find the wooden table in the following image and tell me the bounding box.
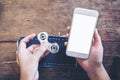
[0,0,120,80]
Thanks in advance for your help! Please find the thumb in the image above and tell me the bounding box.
[33,43,49,60]
[94,29,102,46]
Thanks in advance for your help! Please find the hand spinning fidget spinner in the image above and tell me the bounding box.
[37,32,59,54]
[16,32,76,68]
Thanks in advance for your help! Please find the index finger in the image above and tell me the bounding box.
[21,33,36,43]
[19,33,36,50]
[67,26,71,33]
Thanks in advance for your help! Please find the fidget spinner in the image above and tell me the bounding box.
[36,32,59,54]
[16,32,60,54]
[16,32,76,68]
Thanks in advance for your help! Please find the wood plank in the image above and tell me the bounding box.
[0,42,16,62]
[0,63,20,80]
[0,0,119,41]
[0,42,19,80]
[99,28,120,42]
[0,42,119,62]
[103,42,120,56]
[0,42,119,79]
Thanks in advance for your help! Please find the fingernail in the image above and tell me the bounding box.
[66,33,68,36]
[64,42,67,46]
[67,26,70,29]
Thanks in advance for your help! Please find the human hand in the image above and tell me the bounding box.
[65,26,110,80]
[17,34,49,80]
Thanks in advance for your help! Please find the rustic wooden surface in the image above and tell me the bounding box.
[0,0,120,80]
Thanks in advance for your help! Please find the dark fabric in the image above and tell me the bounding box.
[39,67,89,80]
[18,36,76,68]
[111,56,120,80]
[17,36,89,80]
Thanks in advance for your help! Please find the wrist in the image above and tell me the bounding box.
[86,64,110,80]
[86,63,103,74]
[20,72,32,80]
[20,67,33,80]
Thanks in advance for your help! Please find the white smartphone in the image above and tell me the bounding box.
[66,8,99,59]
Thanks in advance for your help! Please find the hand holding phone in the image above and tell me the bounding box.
[66,8,99,59]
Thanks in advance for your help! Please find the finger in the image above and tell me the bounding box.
[27,45,39,54]
[65,33,69,38]
[41,50,50,58]
[67,26,71,33]
[93,29,102,45]
[44,50,50,57]
[34,71,39,80]
[76,58,84,65]
[91,37,95,46]
[33,43,49,60]
[76,58,84,63]
[64,42,68,46]
[19,33,36,50]
[22,33,36,43]
[76,58,88,64]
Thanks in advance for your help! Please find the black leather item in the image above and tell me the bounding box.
[17,35,89,80]
[17,36,77,68]
[113,56,120,80]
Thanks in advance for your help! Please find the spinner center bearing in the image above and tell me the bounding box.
[40,33,47,40]
[50,43,59,54]
[37,32,59,54]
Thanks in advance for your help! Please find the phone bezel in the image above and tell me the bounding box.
[66,8,99,59]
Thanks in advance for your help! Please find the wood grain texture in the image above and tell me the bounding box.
[0,0,120,80]
[0,42,119,80]
[0,0,120,41]
[0,42,119,62]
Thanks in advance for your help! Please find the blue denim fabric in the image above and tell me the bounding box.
[17,36,89,80]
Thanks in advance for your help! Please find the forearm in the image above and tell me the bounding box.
[87,64,111,80]
[20,69,32,80]
[20,66,34,80]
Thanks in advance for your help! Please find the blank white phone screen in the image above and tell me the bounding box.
[68,14,97,54]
